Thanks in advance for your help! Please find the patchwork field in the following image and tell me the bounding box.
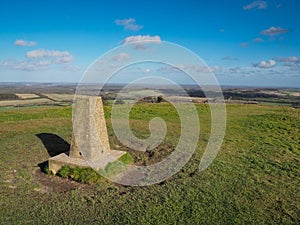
[0,103,299,224]
[0,98,54,107]
[15,93,40,99]
[0,93,74,107]
[41,93,74,102]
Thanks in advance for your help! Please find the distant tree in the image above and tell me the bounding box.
[102,99,109,105]
[157,96,164,103]
[115,99,125,104]
[0,94,18,100]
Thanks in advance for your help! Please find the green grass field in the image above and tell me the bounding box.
[0,103,299,224]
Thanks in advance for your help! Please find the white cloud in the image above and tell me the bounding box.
[54,55,74,64]
[240,42,250,47]
[243,1,267,10]
[26,48,73,63]
[14,39,37,47]
[0,60,51,71]
[215,65,300,78]
[159,64,222,74]
[156,62,300,79]
[26,48,71,58]
[143,68,151,73]
[122,35,161,45]
[261,26,289,36]
[209,66,222,73]
[276,56,299,63]
[115,18,143,31]
[0,48,76,71]
[121,35,161,49]
[255,59,276,68]
[253,37,264,42]
[63,65,81,72]
[111,53,130,61]
[276,56,300,70]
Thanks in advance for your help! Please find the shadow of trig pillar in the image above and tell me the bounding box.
[70,96,111,160]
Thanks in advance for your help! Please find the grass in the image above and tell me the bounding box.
[56,153,134,184]
[57,166,104,185]
[0,103,299,224]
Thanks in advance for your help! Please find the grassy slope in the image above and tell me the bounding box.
[0,104,299,224]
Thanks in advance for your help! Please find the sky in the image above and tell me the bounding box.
[0,0,299,87]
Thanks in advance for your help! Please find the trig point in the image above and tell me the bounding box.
[48,96,126,174]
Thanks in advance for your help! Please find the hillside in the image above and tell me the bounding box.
[1,103,299,224]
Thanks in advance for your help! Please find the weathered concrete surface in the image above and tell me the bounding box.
[48,152,88,174]
[70,96,111,160]
[48,96,125,174]
[48,150,126,174]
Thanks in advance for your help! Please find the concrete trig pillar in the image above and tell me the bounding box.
[48,96,125,174]
[70,96,111,161]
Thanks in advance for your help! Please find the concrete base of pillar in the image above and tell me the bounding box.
[48,150,126,174]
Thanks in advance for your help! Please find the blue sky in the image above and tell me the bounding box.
[0,0,299,87]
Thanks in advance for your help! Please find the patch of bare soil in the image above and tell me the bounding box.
[34,169,89,193]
